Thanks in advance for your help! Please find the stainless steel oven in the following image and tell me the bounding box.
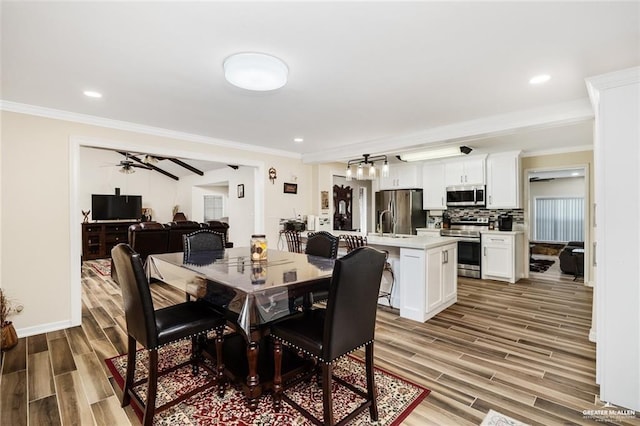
[457,239,481,278]
[440,217,489,278]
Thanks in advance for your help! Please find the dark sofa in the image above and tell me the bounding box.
[127,220,233,261]
[559,241,584,277]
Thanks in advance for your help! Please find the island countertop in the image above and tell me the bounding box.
[300,230,458,250]
[366,234,458,249]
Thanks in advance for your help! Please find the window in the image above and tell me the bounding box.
[534,197,584,242]
[204,195,224,221]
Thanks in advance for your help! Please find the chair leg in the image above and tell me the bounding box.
[322,362,334,426]
[386,266,394,305]
[122,335,136,407]
[143,349,158,426]
[191,335,200,375]
[365,343,379,421]
[214,327,226,397]
[273,340,283,412]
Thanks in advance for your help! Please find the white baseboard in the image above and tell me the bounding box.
[589,328,597,342]
[16,319,79,338]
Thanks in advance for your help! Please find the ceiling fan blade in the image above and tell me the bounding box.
[131,164,152,169]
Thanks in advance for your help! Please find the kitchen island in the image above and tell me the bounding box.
[366,235,458,322]
[299,230,458,322]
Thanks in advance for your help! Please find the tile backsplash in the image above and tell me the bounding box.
[430,208,525,223]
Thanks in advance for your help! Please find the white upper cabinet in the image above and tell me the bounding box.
[422,162,446,209]
[486,151,521,209]
[379,164,422,190]
[444,156,486,186]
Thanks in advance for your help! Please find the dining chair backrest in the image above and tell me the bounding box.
[282,230,303,253]
[111,243,158,349]
[305,231,339,259]
[323,246,385,361]
[183,229,225,253]
[341,234,367,253]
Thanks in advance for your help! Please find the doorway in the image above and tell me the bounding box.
[526,165,589,284]
[69,136,265,326]
[332,175,371,233]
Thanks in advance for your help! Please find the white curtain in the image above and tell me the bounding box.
[534,197,584,242]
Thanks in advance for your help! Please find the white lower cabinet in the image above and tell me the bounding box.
[400,243,457,322]
[481,232,523,283]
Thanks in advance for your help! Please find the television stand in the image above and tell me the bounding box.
[82,221,138,260]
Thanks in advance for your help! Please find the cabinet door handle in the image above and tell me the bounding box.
[489,195,492,204]
[441,196,444,206]
[491,238,504,242]
[593,242,597,266]
[484,247,487,256]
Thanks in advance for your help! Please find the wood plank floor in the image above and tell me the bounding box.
[2,262,638,425]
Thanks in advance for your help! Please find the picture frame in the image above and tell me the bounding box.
[321,191,329,210]
[283,183,298,194]
[237,184,245,198]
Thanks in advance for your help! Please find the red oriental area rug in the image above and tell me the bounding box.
[106,340,430,425]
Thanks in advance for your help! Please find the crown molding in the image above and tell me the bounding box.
[0,100,301,160]
[585,66,640,108]
[301,98,594,164]
[520,144,593,158]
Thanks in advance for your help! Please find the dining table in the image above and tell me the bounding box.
[145,247,334,409]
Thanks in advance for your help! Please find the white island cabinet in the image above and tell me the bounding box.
[400,243,457,322]
[366,235,458,322]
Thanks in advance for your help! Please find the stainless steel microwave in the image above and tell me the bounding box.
[446,185,486,207]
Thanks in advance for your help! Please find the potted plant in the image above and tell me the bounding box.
[1,289,21,351]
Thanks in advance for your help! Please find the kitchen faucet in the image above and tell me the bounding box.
[379,209,396,237]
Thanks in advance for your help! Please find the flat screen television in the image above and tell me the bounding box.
[91,194,142,221]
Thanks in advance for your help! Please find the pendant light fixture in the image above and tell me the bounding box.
[345,154,390,181]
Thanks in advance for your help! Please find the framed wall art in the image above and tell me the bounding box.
[283,183,298,194]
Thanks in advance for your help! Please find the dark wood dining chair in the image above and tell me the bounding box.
[304,231,340,304]
[305,231,340,259]
[271,246,386,426]
[282,230,303,253]
[111,243,226,426]
[182,229,225,301]
[340,234,395,305]
[183,229,226,252]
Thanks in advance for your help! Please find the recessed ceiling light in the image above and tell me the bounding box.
[223,52,288,91]
[83,90,102,98]
[293,138,304,143]
[529,74,551,85]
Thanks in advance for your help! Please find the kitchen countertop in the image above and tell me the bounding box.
[300,230,457,249]
[481,230,524,235]
[366,234,458,249]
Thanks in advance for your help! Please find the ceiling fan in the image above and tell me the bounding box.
[115,153,152,174]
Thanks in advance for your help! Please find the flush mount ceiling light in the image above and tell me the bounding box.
[398,146,473,162]
[529,74,551,85]
[293,138,304,143]
[223,52,288,91]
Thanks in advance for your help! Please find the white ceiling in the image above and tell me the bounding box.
[2,2,638,162]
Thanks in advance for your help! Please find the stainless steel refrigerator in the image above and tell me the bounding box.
[375,189,426,235]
